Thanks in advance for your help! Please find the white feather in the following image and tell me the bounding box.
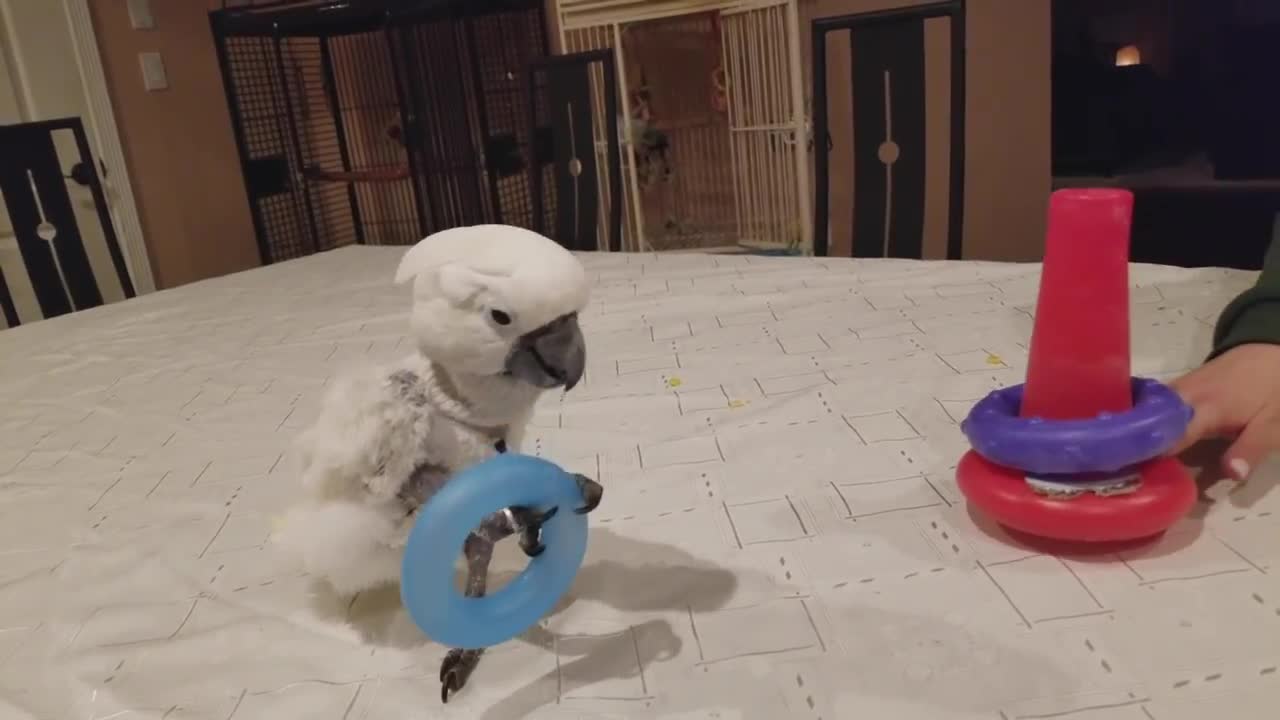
[395,225,589,326]
[293,359,431,501]
[274,499,405,596]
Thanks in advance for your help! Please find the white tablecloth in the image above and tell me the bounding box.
[1,246,1276,719]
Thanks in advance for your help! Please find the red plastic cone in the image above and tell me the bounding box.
[956,187,1195,548]
[1021,189,1134,420]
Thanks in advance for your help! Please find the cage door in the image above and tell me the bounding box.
[390,21,492,234]
[528,51,623,252]
[811,2,966,260]
[720,1,811,253]
[213,32,327,263]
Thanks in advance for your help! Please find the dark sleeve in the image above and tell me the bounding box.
[1210,219,1280,359]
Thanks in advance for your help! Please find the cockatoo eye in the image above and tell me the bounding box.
[490,309,513,326]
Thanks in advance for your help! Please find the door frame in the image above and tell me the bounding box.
[811,0,966,259]
[0,0,155,293]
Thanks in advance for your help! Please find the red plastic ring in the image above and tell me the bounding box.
[956,450,1196,543]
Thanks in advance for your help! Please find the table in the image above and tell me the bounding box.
[1,246,1276,719]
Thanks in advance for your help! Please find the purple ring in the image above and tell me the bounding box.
[960,377,1193,476]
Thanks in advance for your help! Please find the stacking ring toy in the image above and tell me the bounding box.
[957,452,1197,543]
[962,378,1192,475]
[400,453,588,649]
[955,189,1197,545]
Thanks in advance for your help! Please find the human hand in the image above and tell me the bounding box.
[1168,343,1280,479]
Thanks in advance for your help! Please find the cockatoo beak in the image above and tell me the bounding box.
[505,313,586,391]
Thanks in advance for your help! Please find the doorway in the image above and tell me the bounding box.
[810,0,966,259]
[555,1,813,254]
[1050,0,1280,269]
[0,0,150,327]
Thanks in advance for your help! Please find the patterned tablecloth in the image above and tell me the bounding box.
[1,246,1276,720]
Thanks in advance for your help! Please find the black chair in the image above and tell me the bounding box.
[0,116,134,328]
[0,265,17,328]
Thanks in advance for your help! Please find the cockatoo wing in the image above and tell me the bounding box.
[293,363,431,503]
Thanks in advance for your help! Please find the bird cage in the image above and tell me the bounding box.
[553,0,812,254]
[210,0,624,264]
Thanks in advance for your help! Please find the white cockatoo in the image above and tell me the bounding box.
[274,224,602,702]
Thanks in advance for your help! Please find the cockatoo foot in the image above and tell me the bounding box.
[440,647,483,703]
[507,505,558,557]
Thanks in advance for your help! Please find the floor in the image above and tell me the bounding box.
[1,246,1277,719]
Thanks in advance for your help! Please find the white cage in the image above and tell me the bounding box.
[553,0,812,254]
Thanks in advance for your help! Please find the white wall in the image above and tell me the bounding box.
[0,0,93,122]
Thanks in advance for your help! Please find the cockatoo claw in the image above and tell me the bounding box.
[440,648,482,703]
[509,505,558,558]
[573,474,603,515]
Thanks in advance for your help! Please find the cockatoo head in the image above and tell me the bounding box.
[394,225,590,390]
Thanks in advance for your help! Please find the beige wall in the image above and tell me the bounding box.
[963,0,1050,262]
[800,0,1050,262]
[89,0,259,290]
[545,0,563,53]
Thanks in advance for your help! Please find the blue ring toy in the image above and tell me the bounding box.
[400,453,589,650]
[960,377,1193,476]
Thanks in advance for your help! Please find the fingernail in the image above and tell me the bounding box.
[1229,458,1251,480]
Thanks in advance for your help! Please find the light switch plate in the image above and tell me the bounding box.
[139,52,168,91]
[127,0,155,29]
